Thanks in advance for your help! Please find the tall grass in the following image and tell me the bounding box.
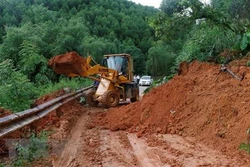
[37,77,92,97]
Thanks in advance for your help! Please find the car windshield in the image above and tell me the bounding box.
[141,76,151,80]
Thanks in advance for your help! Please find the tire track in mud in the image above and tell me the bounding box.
[51,108,171,167]
[146,134,242,167]
[52,113,87,167]
[50,107,247,167]
[52,109,104,167]
[99,130,138,167]
[127,134,170,167]
[98,130,169,167]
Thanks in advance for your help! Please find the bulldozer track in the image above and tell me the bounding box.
[0,86,93,138]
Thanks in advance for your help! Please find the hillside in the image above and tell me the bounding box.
[0,0,159,112]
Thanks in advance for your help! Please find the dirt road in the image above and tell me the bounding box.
[139,86,148,96]
[50,107,244,167]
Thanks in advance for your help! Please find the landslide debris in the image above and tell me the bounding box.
[95,60,250,156]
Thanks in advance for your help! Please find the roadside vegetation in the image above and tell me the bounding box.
[239,128,250,153]
[0,131,50,167]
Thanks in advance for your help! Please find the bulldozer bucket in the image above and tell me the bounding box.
[48,51,87,75]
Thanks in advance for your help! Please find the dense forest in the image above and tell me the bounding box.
[0,0,250,112]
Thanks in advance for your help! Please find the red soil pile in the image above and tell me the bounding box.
[32,89,68,132]
[48,51,87,75]
[32,88,86,136]
[95,60,250,156]
[32,89,65,107]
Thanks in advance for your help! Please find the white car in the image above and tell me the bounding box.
[139,76,153,86]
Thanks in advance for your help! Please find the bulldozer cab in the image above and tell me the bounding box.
[103,54,133,82]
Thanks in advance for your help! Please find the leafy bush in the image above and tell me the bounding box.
[0,60,38,112]
[37,77,92,97]
[241,31,250,50]
[18,40,50,84]
[11,131,50,167]
[239,143,250,153]
[0,59,96,112]
[177,23,238,65]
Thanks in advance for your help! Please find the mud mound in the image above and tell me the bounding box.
[32,89,75,132]
[32,88,87,136]
[31,89,66,132]
[95,60,250,155]
[32,89,66,107]
[48,51,87,75]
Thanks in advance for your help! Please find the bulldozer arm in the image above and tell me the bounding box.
[48,51,117,78]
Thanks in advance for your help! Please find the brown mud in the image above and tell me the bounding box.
[94,60,250,165]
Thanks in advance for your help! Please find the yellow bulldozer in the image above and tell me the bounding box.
[48,51,139,107]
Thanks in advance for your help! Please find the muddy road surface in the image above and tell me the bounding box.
[49,107,245,167]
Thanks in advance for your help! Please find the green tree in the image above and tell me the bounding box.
[177,23,239,63]
[0,0,160,111]
[0,60,37,112]
[160,0,184,16]
[51,17,89,55]
[147,43,175,76]
[18,40,49,83]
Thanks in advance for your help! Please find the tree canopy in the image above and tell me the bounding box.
[0,0,159,111]
[150,0,250,73]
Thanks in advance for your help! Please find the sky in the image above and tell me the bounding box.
[129,0,162,8]
[129,0,211,9]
